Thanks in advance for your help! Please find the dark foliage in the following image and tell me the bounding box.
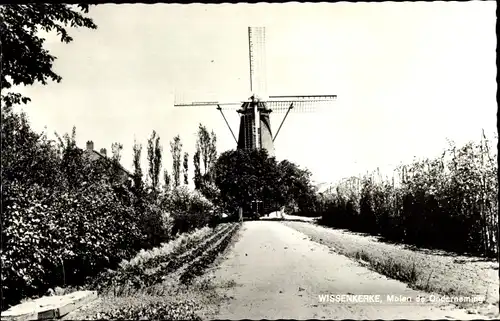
[0,110,168,309]
[212,149,317,216]
[316,139,498,258]
[0,4,97,108]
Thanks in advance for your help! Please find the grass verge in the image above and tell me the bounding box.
[354,250,420,285]
[281,220,499,315]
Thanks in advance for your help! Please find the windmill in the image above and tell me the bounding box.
[174,27,337,218]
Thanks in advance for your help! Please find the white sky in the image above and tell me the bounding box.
[14,2,497,186]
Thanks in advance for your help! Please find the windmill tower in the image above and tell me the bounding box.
[174,27,337,158]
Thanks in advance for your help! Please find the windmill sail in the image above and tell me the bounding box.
[174,27,336,160]
[248,27,268,100]
[173,26,337,217]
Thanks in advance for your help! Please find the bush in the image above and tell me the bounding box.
[137,196,171,248]
[1,174,145,307]
[318,137,498,258]
[0,109,170,309]
[166,186,216,236]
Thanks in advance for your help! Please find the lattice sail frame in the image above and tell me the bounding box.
[248,27,268,100]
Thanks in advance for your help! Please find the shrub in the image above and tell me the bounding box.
[1,175,145,307]
[318,137,498,258]
[167,186,216,235]
[138,196,171,248]
[0,109,165,309]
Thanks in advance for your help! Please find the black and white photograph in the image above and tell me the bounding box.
[0,2,498,320]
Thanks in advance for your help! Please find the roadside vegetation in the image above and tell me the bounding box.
[0,4,311,314]
[313,135,498,259]
[88,223,239,295]
[1,107,241,318]
[0,109,229,310]
[281,134,499,314]
[282,220,499,314]
[77,223,240,320]
[56,223,240,320]
[0,5,234,311]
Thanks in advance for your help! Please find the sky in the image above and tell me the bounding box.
[13,2,497,187]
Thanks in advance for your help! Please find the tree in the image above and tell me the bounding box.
[111,142,123,162]
[55,126,86,190]
[213,149,282,214]
[197,124,211,175]
[147,130,162,192]
[212,149,317,216]
[193,148,202,189]
[109,142,124,185]
[154,135,162,190]
[170,135,182,188]
[277,159,317,214]
[195,124,217,176]
[132,140,143,193]
[183,152,189,185]
[193,124,217,192]
[2,109,62,191]
[208,130,217,180]
[0,4,97,108]
[163,169,171,193]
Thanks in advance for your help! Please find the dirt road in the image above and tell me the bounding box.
[207,221,491,320]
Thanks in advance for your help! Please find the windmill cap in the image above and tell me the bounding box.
[249,94,268,101]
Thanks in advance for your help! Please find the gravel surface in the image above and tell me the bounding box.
[207,221,497,320]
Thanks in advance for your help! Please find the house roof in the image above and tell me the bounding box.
[84,149,133,177]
